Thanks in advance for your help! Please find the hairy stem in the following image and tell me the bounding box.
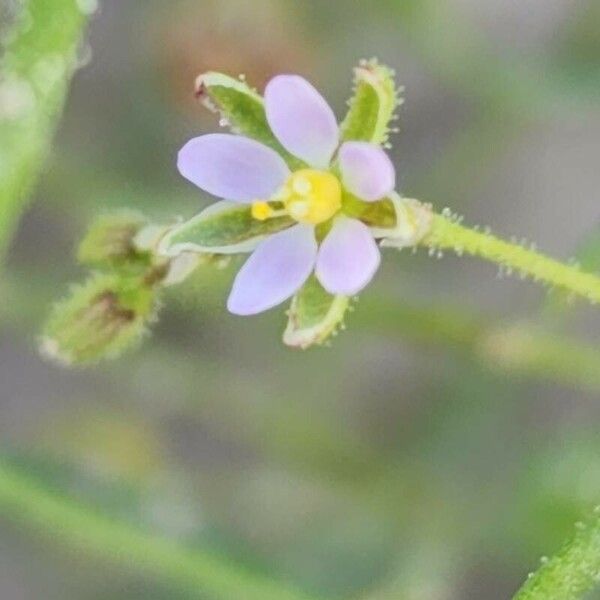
[0,460,320,600]
[0,0,89,262]
[513,511,600,599]
[422,214,600,305]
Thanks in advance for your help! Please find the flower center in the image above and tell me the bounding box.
[279,169,342,225]
[250,170,342,225]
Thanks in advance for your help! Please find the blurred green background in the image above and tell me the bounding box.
[1,0,600,598]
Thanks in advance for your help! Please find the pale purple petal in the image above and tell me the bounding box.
[177,134,290,202]
[315,217,380,295]
[265,75,339,168]
[227,224,317,315]
[339,141,396,202]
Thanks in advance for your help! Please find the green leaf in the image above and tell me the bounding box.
[512,510,600,600]
[283,276,349,349]
[159,201,294,257]
[40,272,158,366]
[340,59,402,145]
[195,72,304,169]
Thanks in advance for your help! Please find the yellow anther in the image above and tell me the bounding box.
[288,201,309,220]
[283,169,341,225]
[251,201,273,221]
[292,176,312,196]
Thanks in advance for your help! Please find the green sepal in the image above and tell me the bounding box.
[342,192,397,229]
[195,72,304,169]
[159,201,294,257]
[40,272,158,366]
[340,59,402,145]
[283,275,349,349]
[77,210,151,272]
[377,194,433,246]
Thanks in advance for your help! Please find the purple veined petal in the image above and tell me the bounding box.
[338,141,396,202]
[177,134,290,202]
[315,217,381,295]
[265,75,339,169]
[227,224,317,315]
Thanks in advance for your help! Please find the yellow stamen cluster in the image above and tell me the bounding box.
[251,169,342,226]
[283,170,342,225]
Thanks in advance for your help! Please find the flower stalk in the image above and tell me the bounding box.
[421,212,600,305]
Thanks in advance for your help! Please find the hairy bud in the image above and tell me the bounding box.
[77,211,150,271]
[40,273,158,366]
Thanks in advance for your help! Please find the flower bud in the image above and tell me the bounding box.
[77,211,150,270]
[40,273,157,366]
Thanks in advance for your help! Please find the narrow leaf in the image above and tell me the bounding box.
[159,201,294,257]
[195,72,303,169]
[340,59,402,145]
[283,275,349,349]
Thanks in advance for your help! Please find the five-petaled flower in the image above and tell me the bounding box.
[177,75,396,315]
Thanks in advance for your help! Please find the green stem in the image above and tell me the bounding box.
[513,511,600,600]
[0,460,320,600]
[0,0,89,262]
[422,214,600,305]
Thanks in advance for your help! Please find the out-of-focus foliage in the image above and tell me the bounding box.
[0,0,89,260]
[1,0,600,599]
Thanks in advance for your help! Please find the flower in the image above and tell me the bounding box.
[177,74,396,315]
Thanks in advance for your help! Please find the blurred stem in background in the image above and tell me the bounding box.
[0,0,90,263]
[358,296,600,394]
[0,460,322,600]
